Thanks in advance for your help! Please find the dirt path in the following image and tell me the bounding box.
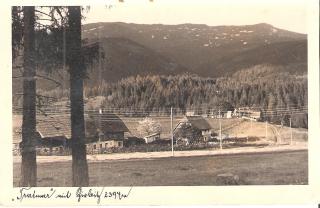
[13,142,307,164]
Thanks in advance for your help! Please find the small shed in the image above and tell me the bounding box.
[143,132,160,144]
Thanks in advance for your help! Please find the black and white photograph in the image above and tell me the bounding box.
[2,0,320,205]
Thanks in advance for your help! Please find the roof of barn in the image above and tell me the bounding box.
[184,116,212,130]
[85,112,129,136]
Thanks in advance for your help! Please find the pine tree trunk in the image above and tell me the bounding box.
[20,6,37,187]
[67,6,89,186]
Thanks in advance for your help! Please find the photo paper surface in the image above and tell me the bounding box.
[0,0,319,205]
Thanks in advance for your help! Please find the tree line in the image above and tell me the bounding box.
[35,64,308,128]
[84,65,307,128]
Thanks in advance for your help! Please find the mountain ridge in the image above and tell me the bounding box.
[82,22,307,81]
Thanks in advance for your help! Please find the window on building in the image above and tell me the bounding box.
[100,144,102,149]
[93,144,96,149]
[105,143,108,148]
[118,142,122,147]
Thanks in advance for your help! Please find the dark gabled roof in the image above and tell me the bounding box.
[12,115,71,143]
[86,112,129,137]
[184,116,211,130]
[37,115,71,139]
[13,113,129,143]
[121,118,140,137]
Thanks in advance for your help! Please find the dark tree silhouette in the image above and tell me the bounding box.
[20,6,37,187]
[13,6,99,186]
[66,6,89,186]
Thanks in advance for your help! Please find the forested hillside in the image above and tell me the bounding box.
[33,64,307,128]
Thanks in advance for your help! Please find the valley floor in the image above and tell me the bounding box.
[13,143,308,186]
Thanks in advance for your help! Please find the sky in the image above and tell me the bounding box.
[82,0,307,34]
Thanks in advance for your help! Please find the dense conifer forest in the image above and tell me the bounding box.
[14,65,308,128]
[33,64,307,128]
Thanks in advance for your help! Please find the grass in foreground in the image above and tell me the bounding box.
[13,150,307,186]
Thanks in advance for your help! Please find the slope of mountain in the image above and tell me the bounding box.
[82,22,307,79]
[197,39,307,77]
[85,37,187,84]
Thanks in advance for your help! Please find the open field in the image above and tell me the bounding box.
[13,150,307,186]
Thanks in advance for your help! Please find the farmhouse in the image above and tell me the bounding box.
[13,112,130,155]
[85,112,129,153]
[175,116,212,143]
[12,115,71,155]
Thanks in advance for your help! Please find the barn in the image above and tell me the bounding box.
[174,116,212,144]
[85,112,129,153]
[13,112,130,155]
[12,115,71,155]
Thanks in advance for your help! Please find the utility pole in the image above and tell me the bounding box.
[219,109,222,150]
[290,117,293,145]
[171,107,174,156]
[99,108,102,142]
[98,24,102,96]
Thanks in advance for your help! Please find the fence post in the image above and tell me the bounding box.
[219,109,222,150]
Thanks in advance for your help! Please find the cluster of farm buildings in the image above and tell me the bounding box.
[12,108,261,155]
